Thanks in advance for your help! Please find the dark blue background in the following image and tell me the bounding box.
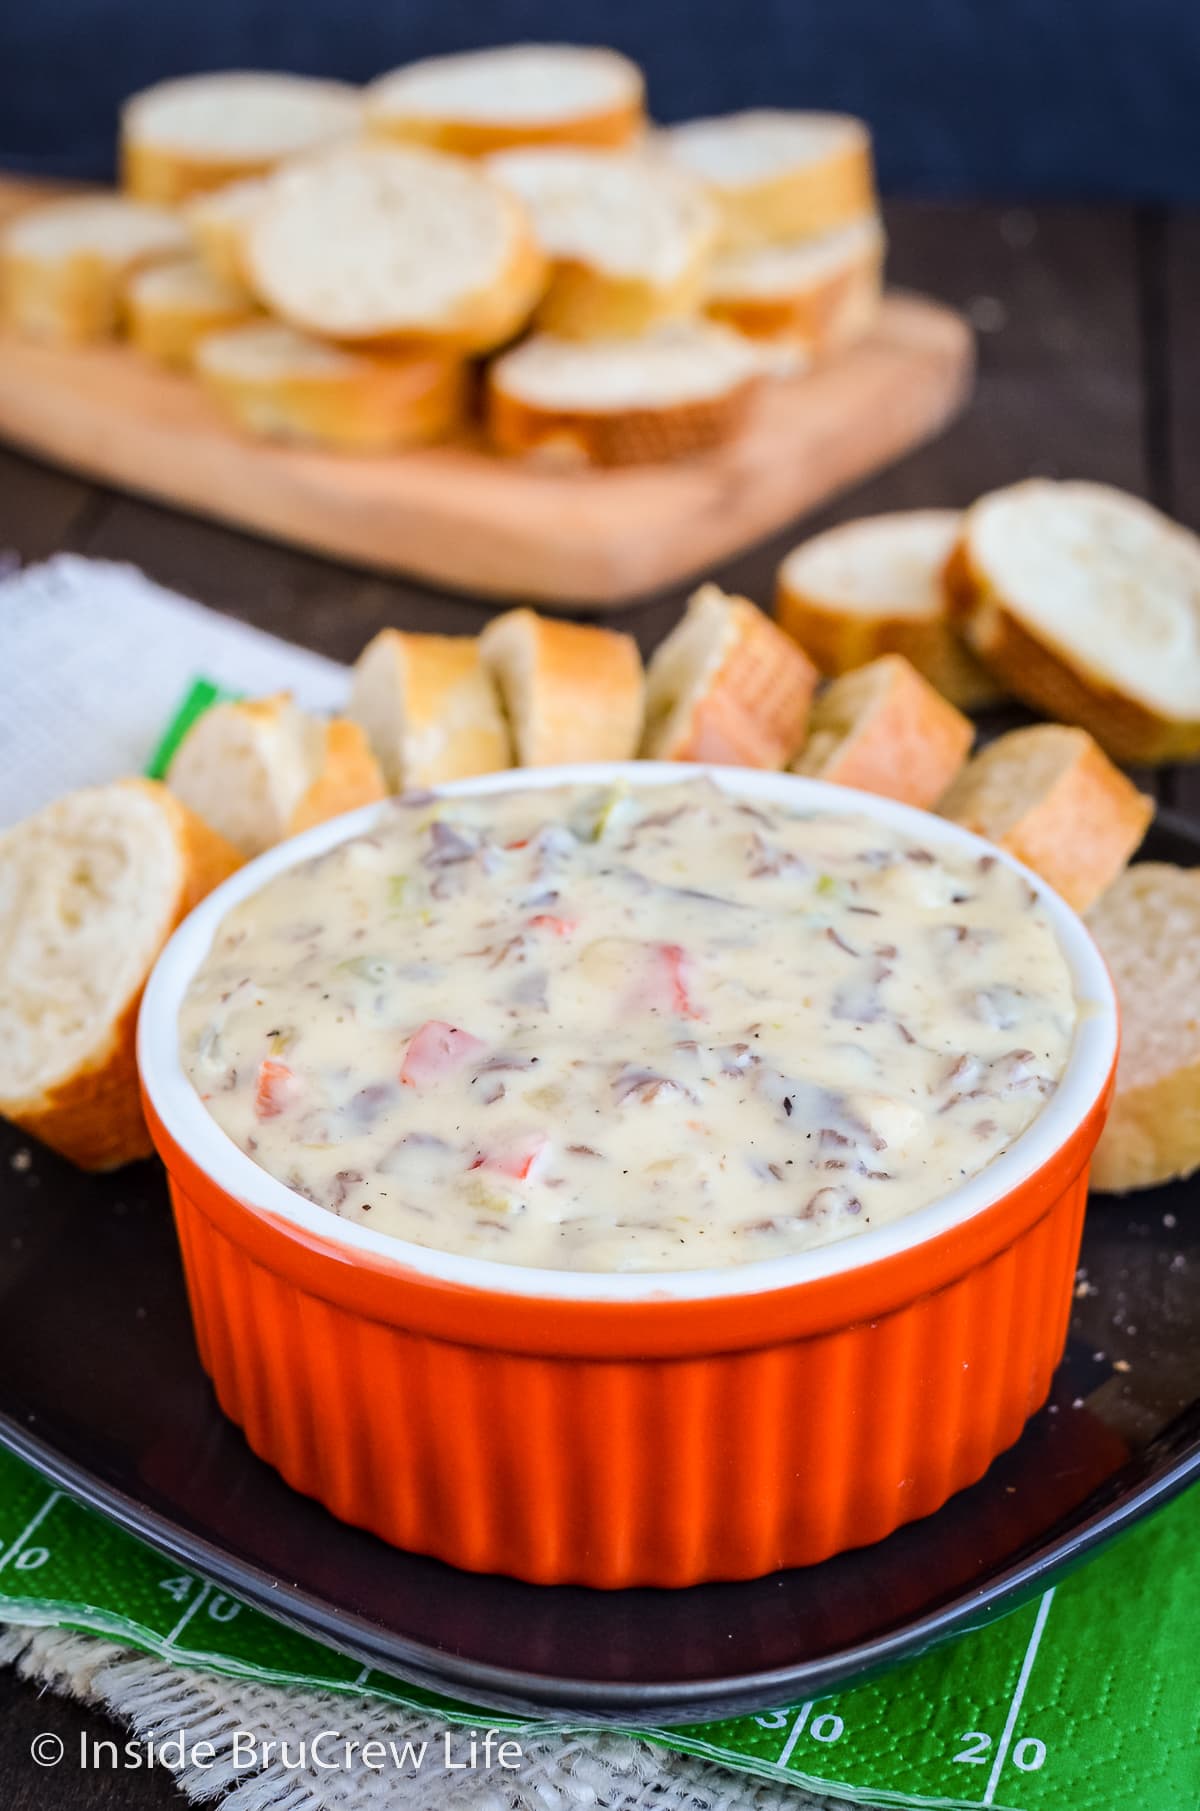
[2,0,1197,201]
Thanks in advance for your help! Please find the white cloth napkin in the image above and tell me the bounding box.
[0,553,347,828]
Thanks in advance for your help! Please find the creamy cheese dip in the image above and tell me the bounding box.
[179,778,1078,1272]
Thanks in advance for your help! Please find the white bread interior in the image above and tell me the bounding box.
[0,780,241,1168]
[641,583,817,766]
[242,143,545,348]
[1088,863,1200,1192]
[1,196,190,340]
[365,44,644,146]
[490,319,763,410]
[951,480,1200,761]
[121,71,361,198]
[776,509,1002,706]
[349,629,512,791]
[479,608,644,763]
[166,694,384,855]
[487,146,715,287]
[707,215,883,300]
[184,175,270,288]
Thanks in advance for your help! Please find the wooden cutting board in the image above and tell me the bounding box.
[0,179,973,607]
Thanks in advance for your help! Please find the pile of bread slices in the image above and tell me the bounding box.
[5,471,1200,1194]
[0,47,885,464]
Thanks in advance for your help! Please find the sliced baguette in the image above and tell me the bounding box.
[0,779,241,1169]
[349,630,512,791]
[121,71,361,204]
[946,480,1200,764]
[480,609,644,764]
[791,654,973,809]
[486,147,716,338]
[776,509,1004,709]
[183,175,269,291]
[705,215,884,357]
[166,695,385,857]
[1,195,190,343]
[195,321,465,452]
[662,111,875,251]
[937,723,1152,914]
[125,255,254,369]
[641,583,818,766]
[365,45,644,156]
[1088,864,1200,1192]
[486,320,764,466]
[243,144,546,352]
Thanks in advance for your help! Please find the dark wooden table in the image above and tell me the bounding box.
[1,198,1197,1806]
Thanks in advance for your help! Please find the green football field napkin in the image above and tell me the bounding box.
[0,1446,1196,1811]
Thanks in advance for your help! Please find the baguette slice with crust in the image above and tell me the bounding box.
[243,144,546,352]
[480,609,644,764]
[184,175,269,291]
[365,45,645,156]
[776,509,1003,708]
[125,256,254,369]
[166,695,386,857]
[1,195,190,343]
[486,147,716,338]
[195,321,464,452]
[946,480,1200,764]
[791,654,973,809]
[937,723,1152,914]
[1088,864,1200,1192]
[641,583,818,766]
[350,630,512,791]
[121,71,361,204]
[487,321,764,466]
[663,111,875,251]
[0,780,241,1169]
[705,215,884,357]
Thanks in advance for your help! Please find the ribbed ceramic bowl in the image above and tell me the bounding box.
[138,763,1119,1588]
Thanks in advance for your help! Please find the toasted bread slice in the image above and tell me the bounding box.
[195,321,465,452]
[120,71,361,204]
[663,111,875,251]
[791,654,973,809]
[365,45,644,156]
[1088,864,1200,1192]
[0,779,241,1169]
[946,480,1200,764]
[166,695,385,856]
[242,143,546,352]
[349,629,512,790]
[937,723,1152,914]
[183,175,269,291]
[486,320,764,466]
[776,509,1004,708]
[705,215,884,357]
[486,147,716,338]
[480,609,644,764]
[641,583,818,766]
[1,195,190,342]
[125,255,254,369]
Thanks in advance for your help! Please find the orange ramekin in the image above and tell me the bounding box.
[138,764,1119,1588]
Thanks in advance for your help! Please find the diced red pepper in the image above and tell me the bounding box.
[469,1132,549,1181]
[504,837,530,851]
[254,1058,298,1119]
[401,1021,486,1088]
[655,943,704,1020]
[527,913,578,937]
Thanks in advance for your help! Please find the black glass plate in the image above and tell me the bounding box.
[1,814,1198,1724]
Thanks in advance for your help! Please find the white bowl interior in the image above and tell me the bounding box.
[138,762,1119,1305]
